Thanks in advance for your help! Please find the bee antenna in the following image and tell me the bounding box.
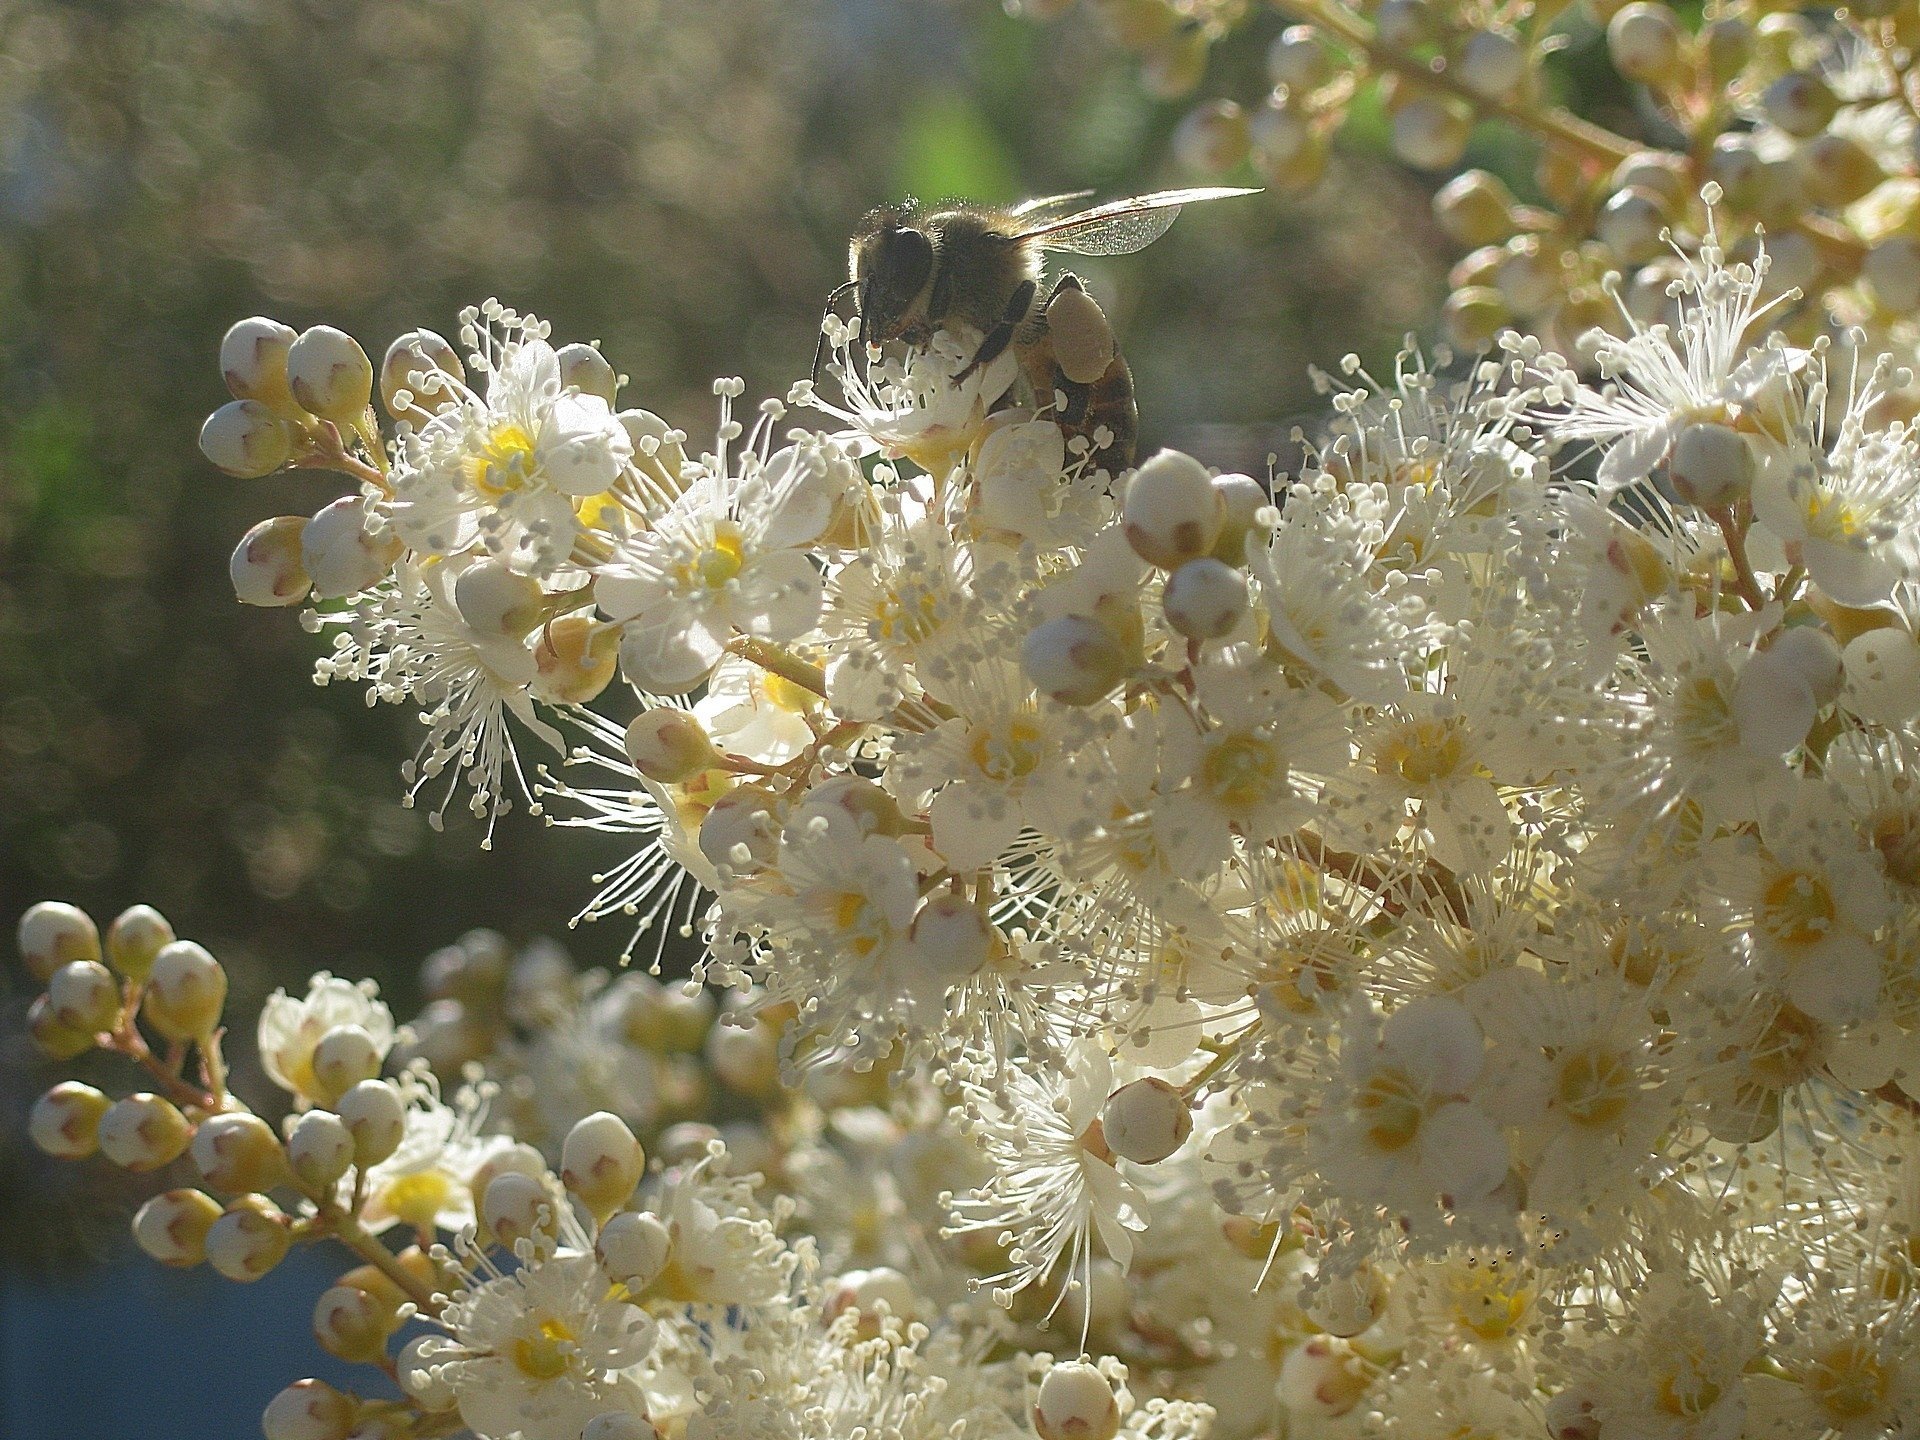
[812,280,860,388]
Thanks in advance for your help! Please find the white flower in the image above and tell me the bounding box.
[357,1068,516,1236]
[694,653,820,765]
[257,973,395,1105]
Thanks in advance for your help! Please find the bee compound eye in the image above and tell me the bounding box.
[881,226,934,299]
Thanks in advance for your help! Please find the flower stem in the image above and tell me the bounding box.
[728,635,827,698]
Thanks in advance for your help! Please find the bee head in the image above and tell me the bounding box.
[849,203,936,343]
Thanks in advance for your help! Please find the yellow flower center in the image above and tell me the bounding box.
[1743,1002,1826,1089]
[382,1170,455,1231]
[1554,1045,1636,1129]
[1653,1347,1721,1418]
[833,891,885,957]
[691,522,746,590]
[1806,1338,1889,1424]
[466,422,537,499]
[1375,716,1469,789]
[1203,731,1286,811]
[875,583,944,644]
[511,1316,576,1381]
[1673,672,1738,754]
[968,715,1044,784]
[1442,1260,1534,1343]
[1804,487,1864,543]
[1355,1066,1425,1151]
[1759,867,1836,948]
[1872,809,1920,890]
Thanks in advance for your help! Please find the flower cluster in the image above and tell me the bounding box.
[23,212,1920,1439]
[1022,0,1920,399]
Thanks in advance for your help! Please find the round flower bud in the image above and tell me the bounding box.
[200,400,295,478]
[1305,1264,1390,1337]
[18,900,101,982]
[379,329,464,423]
[1799,133,1882,210]
[1163,557,1248,640]
[1022,615,1130,706]
[1267,26,1331,89]
[398,1336,459,1413]
[315,1284,396,1363]
[1763,71,1839,139]
[1208,473,1269,565]
[556,342,619,404]
[287,1110,356,1191]
[1496,238,1561,316]
[303,496,402,600]
[1597,186,1669,267]
[311,1025,384,1104]
[469,1143,551,1235]
[909,892,995,986]
[453,558,544,640]
[1666,421,1755,509]
[1390,94,1472,172]
[287,326,374,425]
[1278,1336,1369,1418]
[106,904,174,982]
[622,408,691,497]
[1100,1077,1193,1164]
[1432,170,1517,249]
[222,317,299,412]
[1444,286,1512,352]
[653,982,719,1052]
[597,1209,674,1291]
[697,785,782,875]
[27,995,94,1061]
[1139,27,1207,101]
[583,1417,658,1440]
[1607,3,1684,88]
[337,1080,407,1168]
[48,958,120,1034]
[231,516,313,608]
[144,940,228,1042]
[827,1266,921,1326]
[132,1188,223,1267]
[1374,0,1434,51]
[97,1093,192,1172]
[263,1379,355,1440]
[1124,450,1222,569]
[1865,237,1920,315]
[1248,99,1309,172]
[30,1081,110,1159]
[481,1171,554,1250]
[1701,16,1752,86]
[1769,625,1844,707]
[531,614,619,705]
[793,774,904,838]
[624,708,720,783]
[206,1203,292,1281]
[1174,100,1249,176]
[1033,1361,1121,1440]
[1458,29,1526,101]
[561,1111,646,1220]
[1611,150,1690,207]
[192,1111,287,1194]
[706,1015,782,1097]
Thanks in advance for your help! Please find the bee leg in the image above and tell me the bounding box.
[1044,271,1087,303]
[955,278,1037,383]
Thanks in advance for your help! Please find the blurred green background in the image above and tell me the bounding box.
[0,0,1454,1274]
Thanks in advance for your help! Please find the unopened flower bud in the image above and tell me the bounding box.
[379,329,464,423]
[1763,71,1839,139]
[1374,0,1433,50]
[625,708,719,783]
[49,958,120,1034]
[106,904,174,982]
[1543,1382,1604,1440]
[30,1081,110,1158]
[98,1093,193,1172]
[454,559,544,640]
[1139,27,1206,100]
[311,1025,384,1104]
[1598,187,1669,267]
[1769,625,1844,707]
[1458,29,1526,101]
[468,1143,548,1235]
[231,516,313,607]
[303,496,401,600]
[144,940,228,1042]
[1023,615,1130,706]
[1444,286,1512,352]
[557,342,619,404]
[315,1284,397,1363]
[1100,1077,1193,1164]
[1799,133,1882,210]
[794,774,904,837]
[909,892,994,986]
[706,1015,781,1097]
[201,400,296,478]
[1278,1335,1369,1417]
[398,1336,458,1412]
[531,614,619,704]
[1701,16,1752,86]
[1667,421,1754,508]
[206,1203,291,1281]
[597,1209,674,1291]
[1163,557,1247,640]
[132,1188,223,1266]
[1124,450,1222,569]
[622,408,691,497]
[827,1266,922,1328]
[27,995,94,1060]
[482,1171,554,1250]
[263,1379,356,1440]
[1608,3,1684,88]
[222,317,299,412]
[562,1111,646,1219]
[698,785,782,874]
[1249,101,1320,191]
[1433,171,1517,249]
[1173,100,1249,176]
[287,326,374,425]
[18,900,101,982]
[1865,237,1920,315]
[583,1417,658,1440]
[1306,1264,1390,1337]
[1033,1361,1121,1440]
[288,1110,356,1191]
[1209,473,1269,564]
[337,1080,407,1167]
[192,1111,287,1193]
[1267,25,1330,89]
[1390,95,1472,172]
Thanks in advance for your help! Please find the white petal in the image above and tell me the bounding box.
[1417,1101,1509,1203]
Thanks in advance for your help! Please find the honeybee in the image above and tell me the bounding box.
[822,187,1258,477]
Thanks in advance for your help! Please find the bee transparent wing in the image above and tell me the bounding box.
[1007,190,1098,221]
[1015,186,1261,257]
